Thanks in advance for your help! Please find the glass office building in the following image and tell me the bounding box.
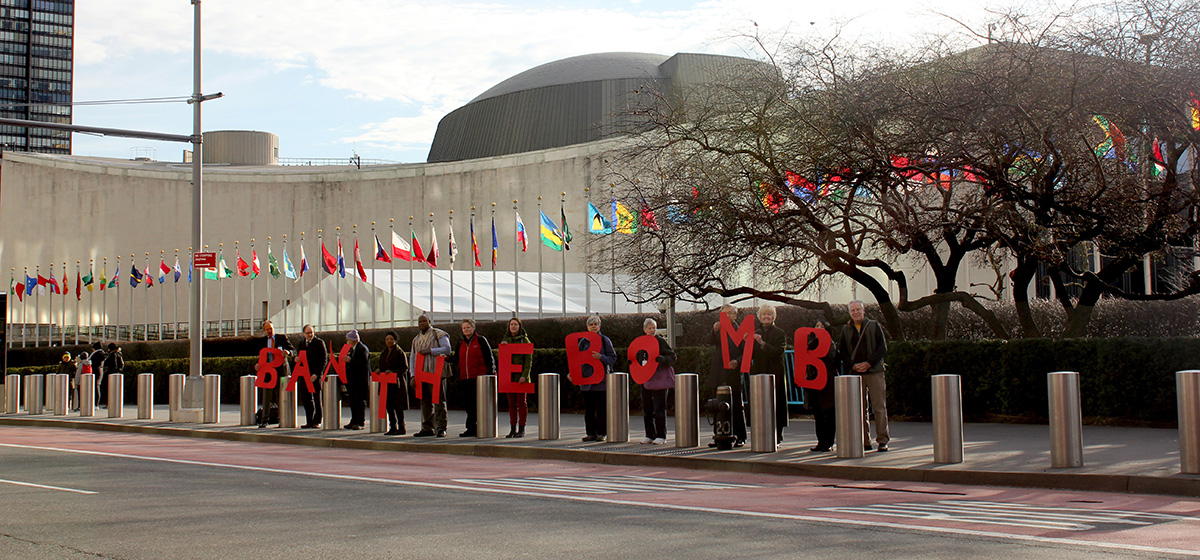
[0,0,72,154]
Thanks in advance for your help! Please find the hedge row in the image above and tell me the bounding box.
[8,338,1197,425]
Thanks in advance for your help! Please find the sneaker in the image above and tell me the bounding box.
[412,430,435,437]
[582,435,596,442]
[877,444,889,452]
[652,438,666,445]
[640,437,654,444]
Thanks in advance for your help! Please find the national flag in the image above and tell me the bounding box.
[539,210,565,251]
[490,216,498,269]
[283,249,297,280]
[268,251,281,279]
[613,199,637,234]
[48,272,60,294]
[561,204,573,250]
[470,217,481,267]
[336,238,346,278]
[107,270,118,289]
[62,272,68,295]
[448,223,458,264]
[320,242,337,275]
[144,265,154,287]
[391,230,411,261]
[236,251,250,277]
[375,235,392,263]
[251,250,261,279]
[12,275,23,302]
[221,255,233,278]
[353,238,368,281]
[299,245,309,277]
[76,271,81,300]
[83,269,94,292]
[588,202,612,234]
[24,274,36,295]
[411,227,426,263]
[98,267,107,291]
[159,259,170,283]
[640,199,660,230]
[130,265,143,287]
[37,273,48,295]
[515,212,528,251]
[428,224,439,268]
[173,258,182,282]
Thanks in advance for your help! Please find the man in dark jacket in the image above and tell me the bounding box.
[749,304,789,445]
[708,305,748,447]
[296,324,327,429]
[451,319,494,437]
[89,342,106,407]
[838,300,889,452]
[378,331,409,435]
[256,320,296,428]
[343,329,370,430]
[100,343,123,408]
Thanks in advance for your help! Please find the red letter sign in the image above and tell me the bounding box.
[499,343,535,394]
[566,332,605,386]
[370,370,398,418]
[792,327,832,390]
[327,343,351,385]
[255,348,285,389]
[720,313,755,373]
[286,350,316,393]
[413,353,445,404]
[627,335,660,385]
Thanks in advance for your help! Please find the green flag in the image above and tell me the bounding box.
[561,204,572,250]
[268,253,281,279]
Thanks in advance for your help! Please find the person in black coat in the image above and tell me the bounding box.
[708,305,747,446]
[808,320,841,452]
[749,305,789,445]
[378,331,409,435]
[343,329,370,430]
[88,342,106,407]
[256,320,296,428]
[100,343,123,408]
[295,324,327,429]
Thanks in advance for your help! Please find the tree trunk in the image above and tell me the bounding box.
[1010,258,1041,338]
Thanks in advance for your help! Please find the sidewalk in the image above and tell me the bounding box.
[2,405,1196,497]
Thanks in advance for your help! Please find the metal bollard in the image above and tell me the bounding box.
[931,374,964,464]
[138,373,154,419]
[107,373,124,418]
[674,373,699,448]
[239,375,257,426]
[79,373,94,417]
[5,374,18,414]
[368,380,386,433]
[44,374,53,412]
[478,375,498,438]
[322,374,340,431]
[749,374,777,452]
[28,374,44,414]
[1048,371,1083,468]
[537,373,560,440]
[53,374,69,415]
[203,374,221,424]
[606,372,630,443]
[169,373,185,422]
[1177,370,1200,474]
[277,375,296,428]
[835,375,864,458]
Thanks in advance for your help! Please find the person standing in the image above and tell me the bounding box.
[579,315,616,442]
[296,324,327,429]
[256,320,295,428]
[56,353,73,410]
[452,319,494,438]
[100,343,123,409]
[379,331,410,435]
[808,320,841,452]
[638,318,676,445]
[89,342,106,407]
[750,304,789,445]
[343,329,370,430]
[411,314,452,437]
[839,300,890,452]
[499,317,532,438]
[708,305,747,447]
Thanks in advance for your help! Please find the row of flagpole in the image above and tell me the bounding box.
[5,192,655,347]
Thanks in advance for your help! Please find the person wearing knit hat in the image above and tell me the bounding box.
[343,329,370,430]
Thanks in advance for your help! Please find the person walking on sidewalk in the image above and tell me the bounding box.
[579,315,616,442]
[411,315,452,437]
[296,324,326,429]
[379,331,410,435]
[638,318,676,445]
[499,317,533,438]
[839,300,890,452]
[452,319,494,438]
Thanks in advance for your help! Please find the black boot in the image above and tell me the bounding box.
[386,422,400,436]
[505,425,517,438]
[515,425,525,438]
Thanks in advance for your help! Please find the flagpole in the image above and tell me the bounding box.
[129,254,135,341]
[89,259,95,343]
[218,244,224,337]
[43,264,49,347]
[561,192,567,317]
[298,232,305,330]
[317,230,323,332]
[280,236,286,331]
[61,261,67,346]
[174,249,180,339]
[389,219,396,328]
[353,225,360,328]
[75,261,80,345]
[471,206,477,322]
[102,258,108,344]
[23,267,29,347]
[266,237,272,331]
[584,187,591,315]
[448,210,455,321]
[428,213,434,317]
[408,217,414,326]
[371,222,377,329]
[249,238,256,331]
[491,204,497,321]
[537,196,544,319]
[513,200,519,319]
[143,253,150,341]
[157,251,163,340]
[233,241,240,336]
[336,227,343,331]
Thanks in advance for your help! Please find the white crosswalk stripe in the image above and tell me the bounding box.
[813,500,1195,531]
[453,474,759,495]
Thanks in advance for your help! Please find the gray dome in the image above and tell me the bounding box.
[471,52,670,103]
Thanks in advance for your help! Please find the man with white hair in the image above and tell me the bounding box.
[838,300,890,452]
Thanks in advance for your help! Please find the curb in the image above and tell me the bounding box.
[3,417,1198,498]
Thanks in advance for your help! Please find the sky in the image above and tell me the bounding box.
[71,0,1006,164]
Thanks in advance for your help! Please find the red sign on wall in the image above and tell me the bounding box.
[193,252,216,268]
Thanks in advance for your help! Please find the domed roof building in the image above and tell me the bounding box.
[427,52,771,162]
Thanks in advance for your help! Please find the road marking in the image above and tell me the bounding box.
[0,477,96,495]
[815,500,1195,531]
[1,442,1197,558]
[453,474,759,494]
